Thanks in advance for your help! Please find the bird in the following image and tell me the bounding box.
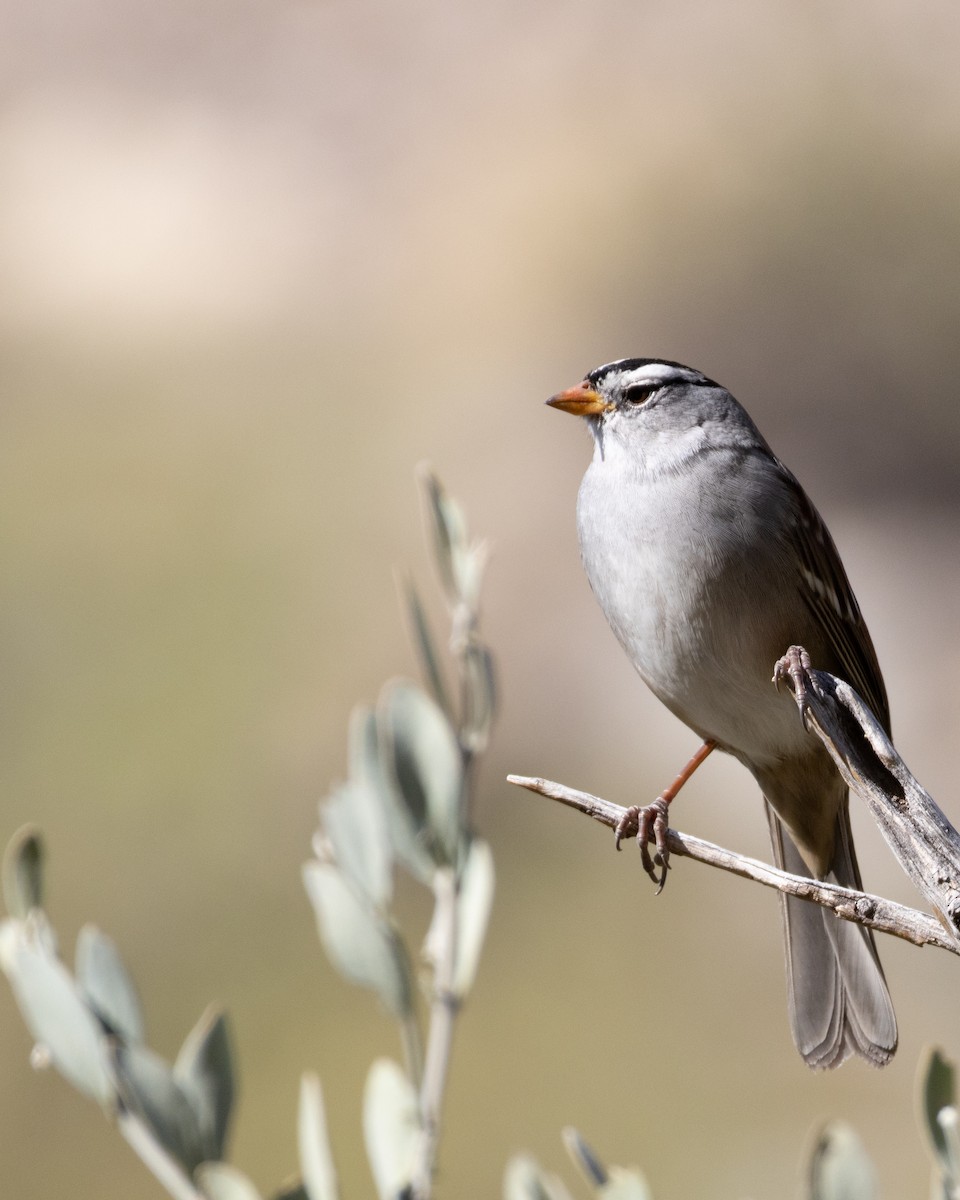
[547,356,897,1069]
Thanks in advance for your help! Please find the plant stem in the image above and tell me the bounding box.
[411,868,460,1200]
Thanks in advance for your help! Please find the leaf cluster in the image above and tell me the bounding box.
[1,826,234,1200]
[0,471,496,1200]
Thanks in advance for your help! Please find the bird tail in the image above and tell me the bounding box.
[765,798,897,1069]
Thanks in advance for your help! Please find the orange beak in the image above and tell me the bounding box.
[546,380,612,417]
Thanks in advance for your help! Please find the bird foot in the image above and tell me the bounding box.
[612,741,715,893]
[773,644,814,729]
[614,797,671,893]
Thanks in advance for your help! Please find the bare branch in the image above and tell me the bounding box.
[506,774,959,955]
[774,649,960,942]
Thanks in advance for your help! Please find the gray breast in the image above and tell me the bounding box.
[576,444,813,765]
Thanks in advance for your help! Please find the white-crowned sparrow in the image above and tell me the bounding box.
[548,357,897,1069]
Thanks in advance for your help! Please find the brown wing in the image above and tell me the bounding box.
[778,465,890,734]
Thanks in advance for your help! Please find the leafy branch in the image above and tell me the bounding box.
[0,827,231,1200]
[302,469,496,1200]
[0,470,496,1200]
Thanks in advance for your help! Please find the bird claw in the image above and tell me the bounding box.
[614,797,671,892]
[773,644,813,728]
[613,804,639,850]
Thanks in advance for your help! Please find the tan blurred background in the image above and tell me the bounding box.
[2,0,960,1195]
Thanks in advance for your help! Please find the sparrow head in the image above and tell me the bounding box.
[547,358,768,468]
[546,358,720,420]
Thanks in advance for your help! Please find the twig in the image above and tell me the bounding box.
[774,652,960,941]
[412,867,460,1200]
[399,1009,425,1096]
[506,774,959,955]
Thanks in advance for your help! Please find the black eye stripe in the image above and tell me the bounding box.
[587,358,724,391]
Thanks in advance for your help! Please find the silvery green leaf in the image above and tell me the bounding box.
[322,779,393,907]
[197,1162,264,1200]
[923,1048,957,1177]
[503,1154,574,1200]
[809,1122,876,1200]
[76,924,145,1044]
[599,1169,654,1200]
[114,1042,205,1172]
[420,469,469,604]
[174,1006,235,1162]
[0,915,115,1105]
[457,539,488,614]
[2,825,44,917]
[352,714,433,888]
[348,705,381,787]
[452,838,494,998]
[273,1186,310,1200]
[562,1128,607,1186]
[562,1128,651,1199]
[461,641,496,755]
[117,1109,206,1200]
[379,680,463,868]
[422,867,453,982]
[303,861,413,1018]
[299,1072,338,1200]
[362,1058,420,1200]
[349,707,434,885]
[404,579,452,716]
[936,1107,960,1197]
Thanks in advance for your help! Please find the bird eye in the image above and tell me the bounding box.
[623,386,654,406]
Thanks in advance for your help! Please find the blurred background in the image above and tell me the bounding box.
[2,0,959,1195]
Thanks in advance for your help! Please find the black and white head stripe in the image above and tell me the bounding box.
[587,358,721,392]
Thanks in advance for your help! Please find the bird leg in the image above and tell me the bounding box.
[614,740,716,892]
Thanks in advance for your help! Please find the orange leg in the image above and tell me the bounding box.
[614,740,716,892]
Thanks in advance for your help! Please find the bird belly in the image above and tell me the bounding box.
[577,469,811,768]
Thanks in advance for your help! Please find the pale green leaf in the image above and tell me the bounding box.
[272,1185,310,1200]
[562,1128,607,1186]
[350,706,435,886]
[420,469,469,603]
[303,861,413,1018]
[600,1168,654,1200]
[0,916,115,1105]
[348,705,381,787]
[2,825,44,917]
[461,641,496,754]
[76,924,145,1044]
[809,1122,876,1200]
[452,838,494,998]
[362,1058,420,1200]
[299,1072,338,1200]
[503,1154,574,1200]
[379,680,463,868]
[404,579,452,716]
[935,1107,960,1197]
[322,780,393,907]
[174,1006,235,1162]
[197,1162,264,1200]
[114,1042,205,1172]
[923,1048,958,1177]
